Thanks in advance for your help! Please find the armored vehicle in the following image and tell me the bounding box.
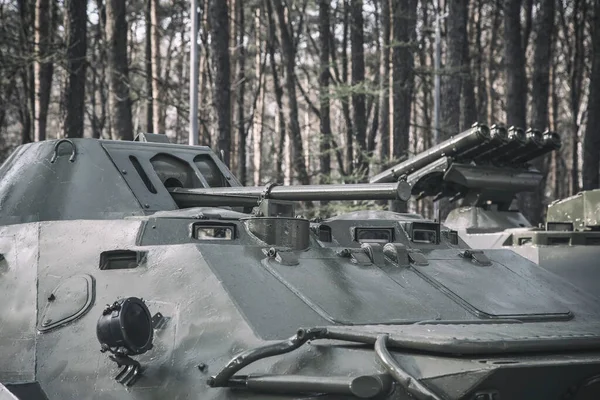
[371,123,600,300]
[1,135,600,400]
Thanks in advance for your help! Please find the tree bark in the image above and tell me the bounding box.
[265,0,286,183]
[379,0,390,166]
[253,8,264,186]
[460,1,477,131]
[504,0,527,129]
[209,0,231,166]
[34,0,54,141]
[583,0,600,190]
[272,0,309,184]
[391,0,417,212]
[64,0,87,138]
[105,0,134,140]
[441,0,468,139]
[145,0,153,132]
[318,0,332,184]
[236,0,246,184]
[151,0,163,133]
[342,0,354,177]
[351,0,368,177]
[523,0,555,223]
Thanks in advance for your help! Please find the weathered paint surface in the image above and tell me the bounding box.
[0,139,599,400]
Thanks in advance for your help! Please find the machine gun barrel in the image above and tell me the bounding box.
[370,123,490,183]
[168,181,412,208]
[512,131,562,164]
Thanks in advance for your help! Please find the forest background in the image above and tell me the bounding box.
[1,0,599,222]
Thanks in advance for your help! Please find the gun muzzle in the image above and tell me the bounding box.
[512,131,562,163]
[461,124,508,162]
[370,123,490,183]
[486,126,527,164]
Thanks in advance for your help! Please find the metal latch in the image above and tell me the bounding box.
[360,243,385,265]
[337,248,372,266]
[383,243,409,266]
[460,250,492,266]
[407,249,428,266]
[263,247,299,266]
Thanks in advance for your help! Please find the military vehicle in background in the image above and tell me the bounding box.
[1,134,600,400]
[371,123,600,299]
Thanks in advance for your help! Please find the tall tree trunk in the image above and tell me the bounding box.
[265,0,285,183]
[504,0,527,129]
[105,0,134,140]
[523,0,555,223]
[583,0,600,190]
[151,0,162,133]
[342,0,353,177]
[441,0,467,138]
[209,0,231,166]
[253,8,264,186]
[17,0,33,144]
[390,0,417,212]
[94,0,107,139]
[64,0,87,138]
[318,0,332,184]
[351,0,367,178]
[34,0,54,141]
[145,0,153,132]
[272,0,309,184]
[378,0,390,166]
[460,2,477,131]
[236,0,246,184]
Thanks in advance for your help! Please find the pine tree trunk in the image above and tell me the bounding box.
[583,0,600,190]
[351,0,367,178]
[379,0,390,166]
[145,0,153,133]
[253,8,264,186]
[318,0,332,185]
[524,0,555,223]
[64,0,87,138]
[209,0,231,166]
[105,0,134,140]
[236,0,246,184]
[151,0,162,133]
[504,0,527,129]
[272,0,309,184]
[390,0,417,212]
[34,0,54,141]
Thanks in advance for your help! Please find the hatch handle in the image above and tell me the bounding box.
[460,250,492,266]
[50,139,77,163]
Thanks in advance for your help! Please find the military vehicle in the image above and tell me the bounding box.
[1,134,600,400]
[371,123,600,299]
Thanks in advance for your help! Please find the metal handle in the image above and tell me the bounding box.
[50,139,77,163]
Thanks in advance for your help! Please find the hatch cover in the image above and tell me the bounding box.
[38,274,94,332]
[413,253,571,321]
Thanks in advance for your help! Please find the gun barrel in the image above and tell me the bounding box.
[512,131,562,163]
[493,128,543,164]
[168,181,412,208]
[370,123,490,183]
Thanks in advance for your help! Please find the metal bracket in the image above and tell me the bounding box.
[109,354,142,387]
[460,250,492,266]
[151,312,169,330]
[336,248,372,266]
[407,249,429,266]
[50,139,76,163]
[361,243,385,265]
[383,243,410,267]
[263,247,299,266]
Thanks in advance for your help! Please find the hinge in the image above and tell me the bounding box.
[460,250,492,266]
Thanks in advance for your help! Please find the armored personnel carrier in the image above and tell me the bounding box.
[371,123,600,299]
[1,135,600,400]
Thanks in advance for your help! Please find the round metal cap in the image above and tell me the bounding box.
[396,180,412,202]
